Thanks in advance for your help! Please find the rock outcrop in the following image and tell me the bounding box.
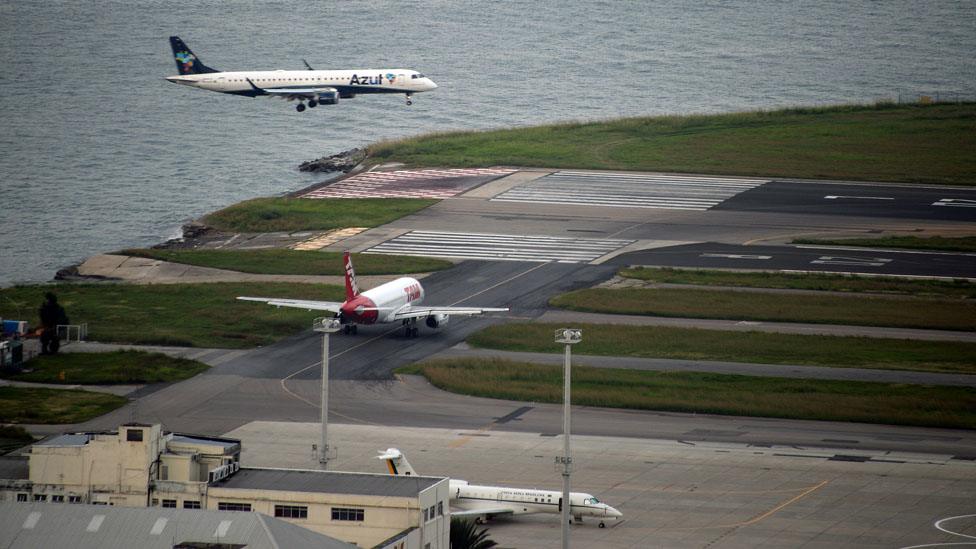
[298,148,366,173]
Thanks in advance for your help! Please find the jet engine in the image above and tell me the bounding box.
[318,91,339,105]
[425,314,450,329]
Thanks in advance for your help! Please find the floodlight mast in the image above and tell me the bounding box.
[314,317,341,469]
[554,328,582,549]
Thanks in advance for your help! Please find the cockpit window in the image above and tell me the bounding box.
[584,497,600,504]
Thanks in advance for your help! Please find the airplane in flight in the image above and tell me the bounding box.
[377,448,623,528]
[238,252,507,337]
[165,36,438,112]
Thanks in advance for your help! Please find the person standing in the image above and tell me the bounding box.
[39,292,68,354]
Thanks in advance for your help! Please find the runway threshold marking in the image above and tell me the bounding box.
[277,262,549,419]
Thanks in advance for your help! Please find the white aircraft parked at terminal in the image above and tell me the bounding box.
[165,36,438,112]
[377,448,622,528]
[238,252,507,337]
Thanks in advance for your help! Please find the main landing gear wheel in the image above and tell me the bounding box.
[296,103,306,112]
[308,100,318,108]
[599,522,606,528]
[343,325,357,335]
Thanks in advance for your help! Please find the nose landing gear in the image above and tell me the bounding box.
[405,93,413,106]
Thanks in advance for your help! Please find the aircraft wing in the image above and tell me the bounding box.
[246,78,337,100]
[237,296,343,313]
[451,508,515,518]
[261,86,338,99]
[392,306,509,321]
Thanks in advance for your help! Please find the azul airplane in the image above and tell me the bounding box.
[377,449,623,528]
[238,252,507,337]
[165,36,438,112]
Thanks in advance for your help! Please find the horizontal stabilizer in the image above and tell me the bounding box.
[237,296,343,313]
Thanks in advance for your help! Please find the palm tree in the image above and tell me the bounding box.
[450,517,498,549]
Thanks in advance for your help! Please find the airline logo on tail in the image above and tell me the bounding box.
[174,51,197,74]
[344,252,360,299]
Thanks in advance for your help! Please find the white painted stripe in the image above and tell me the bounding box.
[215,520,233,538]
[87,515,105,532]
[700,253,773,260]
[22,512,41,530]
[364,230,632,263]
[491,170,767,211]
[150,517,168,535]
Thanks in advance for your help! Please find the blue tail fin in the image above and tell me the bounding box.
[169,36,219,75]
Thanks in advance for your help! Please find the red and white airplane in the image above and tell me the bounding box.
[237,252,508,337]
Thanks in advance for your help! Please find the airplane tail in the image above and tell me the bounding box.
[343,252,360,300]
[169,36,219,75]
[376,448,418,476]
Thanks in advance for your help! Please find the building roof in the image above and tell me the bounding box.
[35,433,91,447]
[169,434,241,454]
[0,456,29,480]
[212,467,443,497]
[0,502,356,549]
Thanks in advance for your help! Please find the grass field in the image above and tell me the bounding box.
[120,249,453,276]
[202,197,437,233]
[0,387,127,424]
[401,358,976,429]
[794,235,976,252]
[368,103,976,185]
[4,350,209,384]
[0,282,344,348]
[619,267,976,298]
[0,425,34,454]
[468,323,976,374]
[551,288,976,331]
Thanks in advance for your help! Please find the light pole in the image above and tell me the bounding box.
[554,328,582,549]
[313,317,341,469]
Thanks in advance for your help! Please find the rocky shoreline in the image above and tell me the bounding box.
[53,148,368,282]
[298,147,366,173]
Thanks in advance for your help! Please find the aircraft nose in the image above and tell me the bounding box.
[427,79,438,90]
[606,505,622,518]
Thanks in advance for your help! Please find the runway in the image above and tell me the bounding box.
[55,171,976,547]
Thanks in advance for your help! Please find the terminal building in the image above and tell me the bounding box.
[0,423,449,549]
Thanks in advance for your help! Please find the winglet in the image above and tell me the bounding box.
[344,252,360,300]
[376,448,418,476]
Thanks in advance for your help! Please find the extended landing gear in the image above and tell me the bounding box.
[308,100,318,108]
[402,319,419,338]
[405,93,413,106]
[296,103,306,112]
[599,521,606,528]
[343,324,358,335]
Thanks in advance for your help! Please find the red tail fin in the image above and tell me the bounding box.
[343,252,360,300]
